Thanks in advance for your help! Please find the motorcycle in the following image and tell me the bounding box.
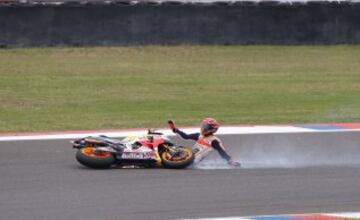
[72,130,195,169]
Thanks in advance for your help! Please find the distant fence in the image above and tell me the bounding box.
[1,1,360,47]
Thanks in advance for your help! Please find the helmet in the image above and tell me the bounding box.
[200,118,220,136]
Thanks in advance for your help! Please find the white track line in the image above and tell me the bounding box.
[325,213,360,218]
[181,212,360,220]
[182,218,250,220]
[183,218,250,220]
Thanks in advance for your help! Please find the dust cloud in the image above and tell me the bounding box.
[189,131,360,169]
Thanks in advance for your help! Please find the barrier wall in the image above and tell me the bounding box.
[1,1,360,47]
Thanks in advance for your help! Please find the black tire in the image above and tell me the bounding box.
[76,147,116,169]
[161,147,195,169]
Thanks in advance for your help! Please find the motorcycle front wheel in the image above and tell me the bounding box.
[161,147,195,169]
[76,147,116,169]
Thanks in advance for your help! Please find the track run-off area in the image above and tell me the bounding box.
[1,124,360,220]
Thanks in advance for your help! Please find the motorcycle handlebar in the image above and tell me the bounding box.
[147,129,163,135]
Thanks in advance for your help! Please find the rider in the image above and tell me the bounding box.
[168,118,240,167]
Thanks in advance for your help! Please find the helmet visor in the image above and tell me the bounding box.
[201,123,211,131]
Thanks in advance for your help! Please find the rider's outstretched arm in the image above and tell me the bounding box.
[168,120,199,141]
[211,139,231,161]
[211,139,240,166]
[174,128,200,141]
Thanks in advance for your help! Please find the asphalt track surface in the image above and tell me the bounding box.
[1,132,360,220]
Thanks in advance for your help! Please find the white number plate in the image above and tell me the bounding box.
[121,152,153,159]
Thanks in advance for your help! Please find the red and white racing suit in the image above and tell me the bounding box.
[173,129,232,163]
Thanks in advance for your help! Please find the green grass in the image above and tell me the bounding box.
[1,45,360,133]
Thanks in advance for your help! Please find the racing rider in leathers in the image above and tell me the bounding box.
[168,118,240,167]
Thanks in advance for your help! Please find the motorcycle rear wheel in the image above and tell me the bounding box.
[161,147,195,169]
[76,147,116,169]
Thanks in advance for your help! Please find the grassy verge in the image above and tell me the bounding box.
[0,45,360,133]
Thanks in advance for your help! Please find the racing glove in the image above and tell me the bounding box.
[167,120,177,132]
[227,159,241,167]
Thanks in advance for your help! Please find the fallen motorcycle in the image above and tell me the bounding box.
[72,130,194,169]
